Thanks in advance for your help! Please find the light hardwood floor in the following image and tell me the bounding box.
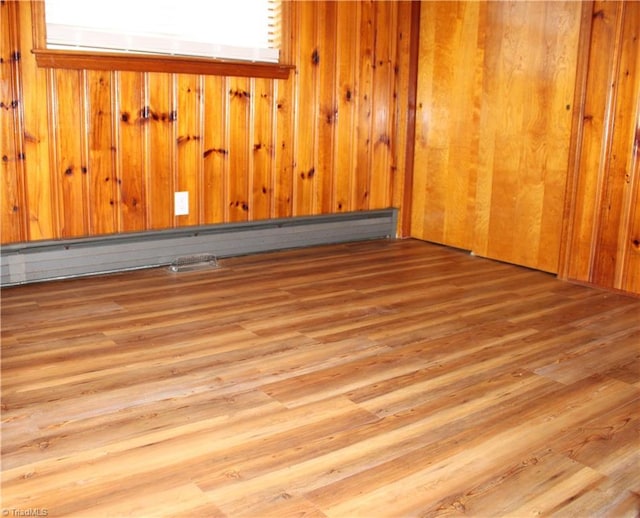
[1,239,639,517]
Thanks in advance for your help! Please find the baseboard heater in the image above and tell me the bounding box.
[0,209,397,286]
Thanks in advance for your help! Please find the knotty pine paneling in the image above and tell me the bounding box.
[2,0,416,244]
[228,76,251,222]
[1,0,26,243]
[53,68,87,237]
[411,1,582,274]
[86,70,118,235]
[355,0,375,212]
[561,1,640,295]
[116,71,146,232]
[316,2,337,215]
[293,2,318,216]
[176,74,202,227]
[252,77,275,221]
[147,72,175,230]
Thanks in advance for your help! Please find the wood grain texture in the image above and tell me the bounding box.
[3,0,417,244]
[2,239,639,516]
[0,0,26,243]
[86,70,117,235]
[411,1,482,250]
[252,77,275,220]
[16,0,56,241]
[334,1,358,213]
[147,72,175,230]
[562,1,640,295]
[176,74,201,226]
[411,1,582,275]
[355,0,374,212]
[53,68,86,237]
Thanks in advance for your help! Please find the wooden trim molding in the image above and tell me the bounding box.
[400,0,421,238]
[557,0,595,281]
[32,49,294,79]
[30,1,294,80]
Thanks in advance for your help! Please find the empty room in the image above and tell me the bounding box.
[1,0,639,516]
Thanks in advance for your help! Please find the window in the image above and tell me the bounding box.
[44,0,280,63]
[31,0,292,79]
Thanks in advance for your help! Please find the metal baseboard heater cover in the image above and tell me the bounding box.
[1,209,397,286]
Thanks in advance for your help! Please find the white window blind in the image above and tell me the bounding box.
[44,0,280,63]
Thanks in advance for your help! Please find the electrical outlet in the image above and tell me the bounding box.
[174,191,189,216]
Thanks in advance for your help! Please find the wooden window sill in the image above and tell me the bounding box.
[32,48,294,79]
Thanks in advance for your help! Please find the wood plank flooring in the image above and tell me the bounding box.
[1,238,639,517]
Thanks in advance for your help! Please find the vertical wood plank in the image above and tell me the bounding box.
[53,69,87,237]
[273,0,295,219]
[369,0,395,210]
[472,1,498,260]
[85,70,117,235]
[252,77,275,220]
[228,76,251,222]
[535,2,585,273]
[410,0,434,241]
[273,75,294,218]
[334,1,358,213]
[355,0,374,211]
[479,1,581,272]
[393,0,419,237]
[480,2,533,265]
[489,1,543,266]
[175,74,201,227]
[593,2,640,290]
[565,1,622,282]
[17,0,56,240]
[316,1,337,214]
[618,4,640,294]
[293,1,318,216]
[621,125,639,293]
[560,1,640,295]
[411,1,482,250]
[116,71,146,232]
[413,0,581,273]
[203,75,228,224]
[147,72,175,230]
[1,0,25,243]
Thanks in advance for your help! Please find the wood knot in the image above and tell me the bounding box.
[301,167,316,180]
[203,148,228,158]
[230,89,250,99]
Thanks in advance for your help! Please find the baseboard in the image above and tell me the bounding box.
[0,209,397,286]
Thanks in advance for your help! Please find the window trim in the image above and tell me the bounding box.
[30,0,293,79]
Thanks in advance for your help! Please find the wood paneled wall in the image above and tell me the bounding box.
[411,1,583,274]
[560,1,640,295]
[3,0,638,296]
[0,1,416,244]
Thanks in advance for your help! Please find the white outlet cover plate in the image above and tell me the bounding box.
[175,191,189,216]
